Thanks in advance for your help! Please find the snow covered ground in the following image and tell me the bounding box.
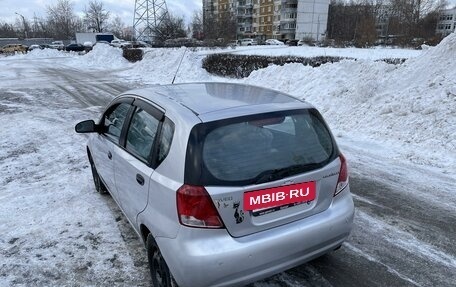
[217,44,423,60]
[1,37,455,286]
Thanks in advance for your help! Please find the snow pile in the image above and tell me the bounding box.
[122,47,212,84]
[230,45,422,60]
[73,44,130,70]
[13,48,74,59]
[243,34,456,169]
[28,48,72,58]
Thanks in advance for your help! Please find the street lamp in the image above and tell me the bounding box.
[15,12,28,39]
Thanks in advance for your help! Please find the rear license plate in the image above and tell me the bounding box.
[243,181,316,211]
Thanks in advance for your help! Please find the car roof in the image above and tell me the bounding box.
[125,82,312,122]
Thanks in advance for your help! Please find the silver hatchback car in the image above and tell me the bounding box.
[75,82,354,287]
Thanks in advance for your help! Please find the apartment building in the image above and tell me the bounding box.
[203,0,329,41]
[436,8,456,36]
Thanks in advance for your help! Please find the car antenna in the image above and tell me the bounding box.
[172,47,187,84]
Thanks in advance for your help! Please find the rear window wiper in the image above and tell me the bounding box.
[254,163,321,184]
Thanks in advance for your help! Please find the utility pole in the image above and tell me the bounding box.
[133,0,170,43]
[15,12,28,39]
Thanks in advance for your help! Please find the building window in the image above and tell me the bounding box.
[285,12,297,19]
[284,23,296,29]
[284,4,297,8]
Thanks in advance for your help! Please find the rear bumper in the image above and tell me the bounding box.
[156,188,354,287]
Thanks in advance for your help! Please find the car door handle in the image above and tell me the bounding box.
[136,174,145,186]
[107,151,112,160]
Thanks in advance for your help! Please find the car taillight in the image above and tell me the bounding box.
[334,154,349,196]
[176,185,224,229]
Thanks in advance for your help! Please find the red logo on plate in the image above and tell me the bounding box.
[243,182,316,211]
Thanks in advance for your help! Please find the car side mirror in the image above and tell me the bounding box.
[75,120,98,133]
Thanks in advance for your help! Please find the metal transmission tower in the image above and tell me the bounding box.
[133,0,169,42]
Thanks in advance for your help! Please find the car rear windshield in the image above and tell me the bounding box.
[185,109,337,186]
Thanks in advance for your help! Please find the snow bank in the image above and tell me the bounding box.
[229,45,422,60]
[70,44,130,70]
[121,47,213,84]
[29,48,74,58]
[11,48,74,59]
[243,34,456,170]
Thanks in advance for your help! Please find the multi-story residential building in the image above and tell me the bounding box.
[203,0,329,41]
[237,0,254,35]
[436,8,456,36]
[279,0,298,39]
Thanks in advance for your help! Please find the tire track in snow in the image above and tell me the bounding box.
[42,67,132,108]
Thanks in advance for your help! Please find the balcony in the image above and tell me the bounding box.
[281,18,296,23]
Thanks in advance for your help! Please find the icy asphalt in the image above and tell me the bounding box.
[0,56,455,287]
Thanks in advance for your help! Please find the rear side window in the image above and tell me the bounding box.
[157,118,174,165]
[187,109,336,185]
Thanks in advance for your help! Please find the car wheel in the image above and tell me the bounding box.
[88,153,107,194]
[147,234,178,287]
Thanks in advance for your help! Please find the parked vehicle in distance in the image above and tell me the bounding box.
[286,39,299,46]
[110,39,132,48]
[164,38,197,47]
[298,39,316,46]
[265,39,285,45]
[40,44,51,49]
[75,82,354,287]
[131,41,150,48]
[0,44,28,54]
[239,38,258,46]
[28,44,41,51]
[50,41,64,50]
[65,43,85,52]
[83,41,93,52]
[229,40,239,47]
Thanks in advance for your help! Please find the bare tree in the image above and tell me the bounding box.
[191,10,204,40]
[110,15,125,39]
[0,22,17,38]
[203,9,237,41]
[84,0,110,32]
[152,14,187,43]
[327,0,377,45]
[47,0,79,40]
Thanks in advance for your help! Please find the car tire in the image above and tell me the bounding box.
[147,234,178,287]
[88,153,107,194]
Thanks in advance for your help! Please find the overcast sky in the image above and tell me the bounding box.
[1,0,455,26]
[0,0,202,26]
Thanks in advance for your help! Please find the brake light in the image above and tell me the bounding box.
[176,185,224,228]
[334,154,349,196]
